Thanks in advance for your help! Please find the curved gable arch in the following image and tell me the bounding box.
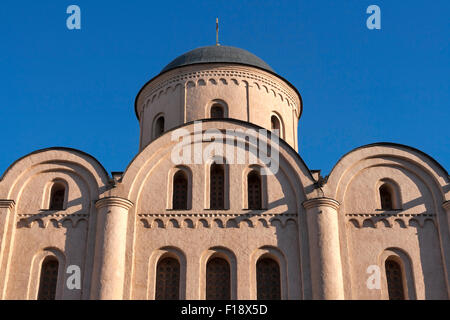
[0,147,110,200]
[121,119,317,204]
[326,143,450,300]
[325,143,449,203]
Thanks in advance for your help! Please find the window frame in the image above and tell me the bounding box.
[206,99,228,118]
[167,166,192,210]
[28,248,65,300]
[379,248,416,300]
[376,179,402,211]
[270,112,284,139]
[242,166,267,210]
[205,158,229,210]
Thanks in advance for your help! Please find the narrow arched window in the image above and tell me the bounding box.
[380,184,393,210]
[210,163,225,210]
[271,115,281,135]
[257,258,281,300]
[248,170,262,210]
[211,104,224,118]
[154,116,165,138]
[173,171,188,210]
[206,258,230,300]
[37,256,59,300]
[155,257,180,300]
[385,259,405,300]
[49,183,65,210]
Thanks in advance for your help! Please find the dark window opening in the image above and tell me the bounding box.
[37,257,59,300]
[49,184,65,210]
[380,184,393,210]
[155,116,165,138]
[248,170,262,210]
[206,258,230,300]
[173,171,188,210]
[210,163,225,210]
[385,259,405,300]
[257,258,281,300]
[211,104,224,118]
[155,257,180,300]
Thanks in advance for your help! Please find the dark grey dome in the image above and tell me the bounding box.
[160,45,275,74]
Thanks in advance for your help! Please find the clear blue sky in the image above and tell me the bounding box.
[1,0,448,177]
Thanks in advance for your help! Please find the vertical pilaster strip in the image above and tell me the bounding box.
[245,81,250,122]
[91,197,133,300]
[138,108,144,151]
[0,200,15,298]
[303,197,344,299]
[442,201,450,298]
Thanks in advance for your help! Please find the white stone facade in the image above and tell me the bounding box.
[0,48,448,300]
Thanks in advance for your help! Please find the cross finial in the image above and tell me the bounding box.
[216,18,220,46]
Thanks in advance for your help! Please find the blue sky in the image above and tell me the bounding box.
[0,0,448,177]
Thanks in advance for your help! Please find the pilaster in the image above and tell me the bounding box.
[90,197,133,299]
[303,197,344,299]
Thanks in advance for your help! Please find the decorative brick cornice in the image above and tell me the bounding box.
[137,213,297,229]
[95,197,134,210]
[345,213,435,218]
[17,213,89,229]
[138,212,297,218]
[302,197,340,210]
[136,65,300,117]
[0,200,15,210]
[443,201,450,211]
[346,213,436,229]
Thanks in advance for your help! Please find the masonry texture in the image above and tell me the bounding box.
[0,45,448,300]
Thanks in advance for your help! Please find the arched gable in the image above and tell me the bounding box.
[325,143,450,299]
[325,143,449,203]
[121,119,316,206]
[0,147,110,200]
[0,147,110,299]
[119,119,315,299]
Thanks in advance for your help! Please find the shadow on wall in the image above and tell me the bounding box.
[400,168,449,299]
[219,133,308,300]
[16,180,100,300]
[235,169,306,300]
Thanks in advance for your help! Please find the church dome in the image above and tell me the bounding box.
[136,44,302,152]
[160,45,275,74]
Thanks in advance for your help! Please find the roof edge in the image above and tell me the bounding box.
[327,142,449,179]
[0,147,110,182]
